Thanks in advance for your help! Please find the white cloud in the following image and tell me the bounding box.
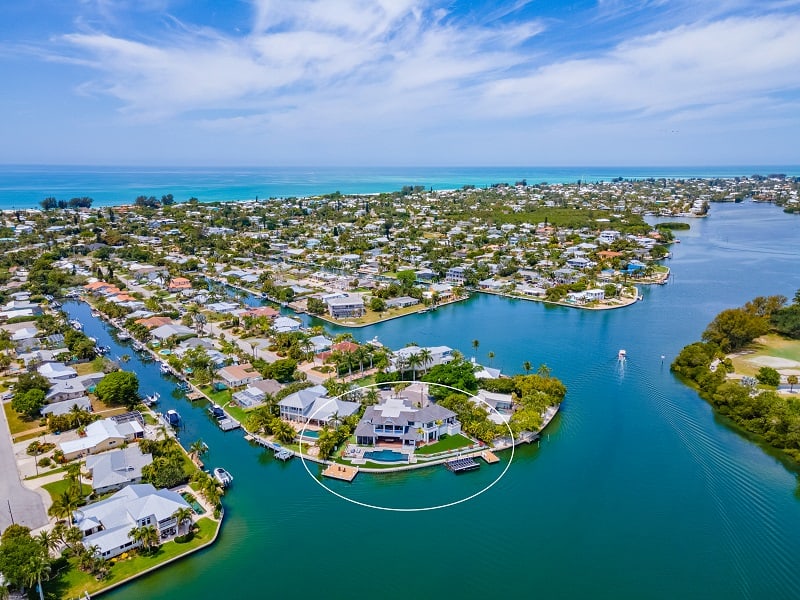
[483,15,800,119]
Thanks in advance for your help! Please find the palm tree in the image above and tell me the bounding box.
[172,507,194,536]
[472,339,480,360]
[24,551,50,600]
[487,351,495,366]
[537,363,551,378]
[523,360,532,375]
[788,374,798,392]
[407,352,423,381]
[189,439,208,457]
[418,348,433,373]
[364,388,380,406]
[48,489,80,524]
[36,530,59,557]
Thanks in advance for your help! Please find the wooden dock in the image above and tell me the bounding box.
[445,457,480,473]
[481,450,500,464]
[186,391,204,401]
[322,464,358,482]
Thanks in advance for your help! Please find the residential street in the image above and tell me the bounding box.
[0,403,48,531]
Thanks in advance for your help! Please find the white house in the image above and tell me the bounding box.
[59,415,145,460]
[278,384,360,426]
[85,446,153,494]
[74,484,191,559]
[389,345,454,373]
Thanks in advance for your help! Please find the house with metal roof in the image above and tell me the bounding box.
[74,483,191,559]
[85,445,153,494]
[355,396,460,447]
[278,384,360,426]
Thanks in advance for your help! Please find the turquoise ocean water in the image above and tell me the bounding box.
[1,164,799,208]
[52,200,800,599]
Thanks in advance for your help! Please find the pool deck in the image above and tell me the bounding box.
[322,464,359,482]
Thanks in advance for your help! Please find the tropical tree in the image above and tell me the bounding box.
[472,339,480,359]
[172,507,194,536]
[788,374,798,392]
[522,361,532,375]
[406,352,423,381]
[487,351,495,367]
[24,551,50,600]
[189,439,208,457]
[418,348,433,373]
[273,419,297,444]
[48,489,81,524]
[36,530,59,558]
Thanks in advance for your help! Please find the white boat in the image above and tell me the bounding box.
[160,363,171,375]
[618,349,627,360]
[90,310,101,318]
[117,331,131,341]
[213,467,233,488]
[165,409,181,427]
[69,319,83,331]
[143,392,160,406]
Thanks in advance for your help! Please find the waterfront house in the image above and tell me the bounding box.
[354,396,461,447]
[273,316,302,333]
[389,345,453,373]
[149,323,196,342]
[232,379,282,408]
[74,483,191,559]
[277,384,360,425]
[217,363,262,388]
[325,294,366,319]
[445,266,466,285]
[85,445,153,494]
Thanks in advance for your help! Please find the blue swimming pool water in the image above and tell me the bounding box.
[300,430,319,439]
[363,449,407,462]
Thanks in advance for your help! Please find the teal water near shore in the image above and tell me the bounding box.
[2,164,799,208]
[63,202,800,599]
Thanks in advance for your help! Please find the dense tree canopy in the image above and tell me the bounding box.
[94,371,139,408]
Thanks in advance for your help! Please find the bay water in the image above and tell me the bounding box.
[61,201,800,599]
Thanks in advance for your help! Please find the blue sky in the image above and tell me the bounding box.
[2,0,800,166]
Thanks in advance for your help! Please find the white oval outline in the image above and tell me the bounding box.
[298,381,515,512]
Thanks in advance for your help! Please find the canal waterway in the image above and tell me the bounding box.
[65,201,800,599]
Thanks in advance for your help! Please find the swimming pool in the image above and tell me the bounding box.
[299,430,319,439]
[363,449,407,462]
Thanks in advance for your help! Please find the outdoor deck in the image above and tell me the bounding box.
[323,464,359,482]
[481,450,500,464]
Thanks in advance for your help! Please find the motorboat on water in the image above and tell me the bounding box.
[117,331,131,341]
[165,409,181,427]
[143,392,160,406]
[213,467,233,487]
[69,320,83,331]
[160,363,171,375]
[208,404,225,420]
[618,349,627,361]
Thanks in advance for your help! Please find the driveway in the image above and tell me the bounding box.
[0,403,48,531]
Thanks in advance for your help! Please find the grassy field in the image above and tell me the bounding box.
[3,401,42,435]
[415,434,474,455]
[42,478,92,502]
[729,334,800,376]
[47,517,219,599]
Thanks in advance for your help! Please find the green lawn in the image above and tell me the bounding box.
[415,434,474,455]
[42,478,92,501]
[47,518,219,599]
[3,402,41,435]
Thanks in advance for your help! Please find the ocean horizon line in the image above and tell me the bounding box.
[1,164,799,210]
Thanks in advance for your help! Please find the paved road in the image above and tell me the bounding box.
[0,403,48,531]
